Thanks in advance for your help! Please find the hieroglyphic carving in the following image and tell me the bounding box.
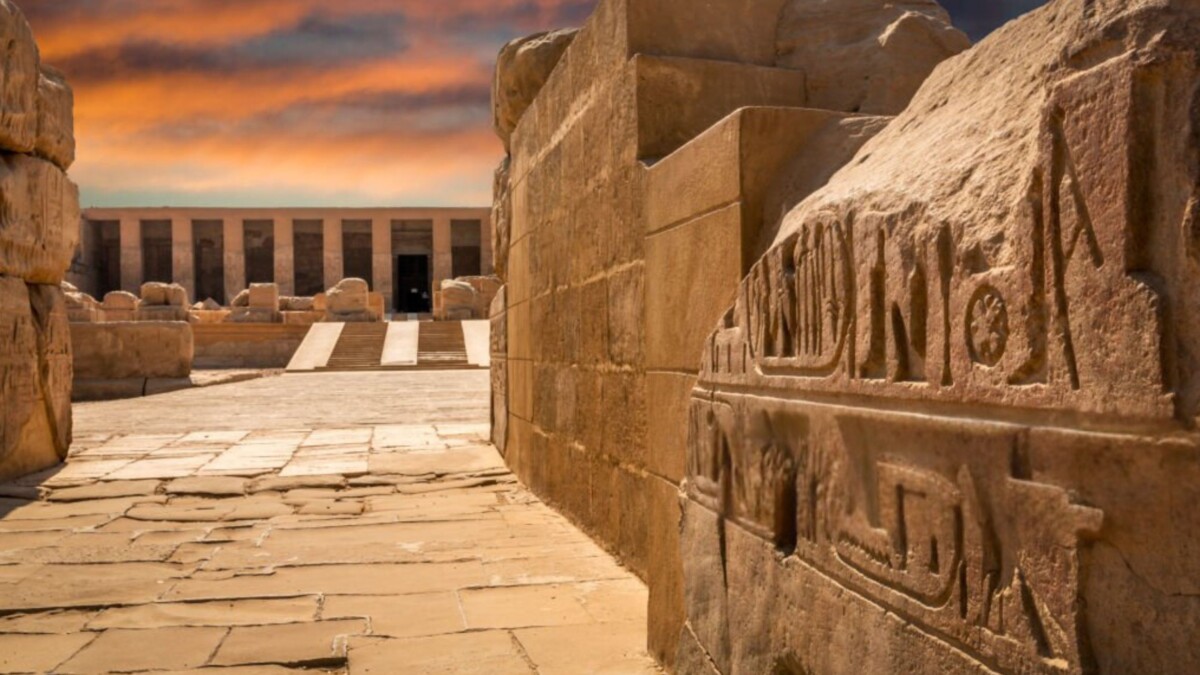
[746,220,852,376]
[967,285,1009,367]
[686,397,1104,674]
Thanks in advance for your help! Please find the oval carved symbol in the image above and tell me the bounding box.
[967,285,1008,367]
[750,219,851,375]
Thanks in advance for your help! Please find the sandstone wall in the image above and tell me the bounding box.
[491,0,966,666]
[72,322,194,380]
[679,0,1200,673]
[0,0,79,481]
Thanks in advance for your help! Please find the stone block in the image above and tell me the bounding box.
[0,154,80,284]
[35,66,74,170]
[776,0,969,115]
[625,0,788,67]
[101,291,138,322]
[493,28,578,151]
[633,55,806,160]
[247,282,279,310]
[681,1,1200,671]
[0,1,38,154]
[645,371,692,483]
[226,307,282,324]
[644,204,741,372]
[71,322,193,379]
[0,278,70,481]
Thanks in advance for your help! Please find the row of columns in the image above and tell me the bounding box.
[117,217,465,308]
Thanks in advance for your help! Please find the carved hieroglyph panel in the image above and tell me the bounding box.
[702,56,1176,421]
[686,395,1104,674]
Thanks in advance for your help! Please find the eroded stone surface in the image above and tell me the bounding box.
[681,1,1200,673]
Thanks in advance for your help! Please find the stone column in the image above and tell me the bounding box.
[171,216,195,302]
[323,218,343,290]
[372,217,393,312]
[119,217,142,294]
[223,216,245,305]
[275,218,295,296]
[433,216,453,291]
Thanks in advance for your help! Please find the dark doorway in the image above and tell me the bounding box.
[193,220,225,304]
[394,255,431,313]
[142,220,173,284]
[95,220,121,297]
[244,220,275,284]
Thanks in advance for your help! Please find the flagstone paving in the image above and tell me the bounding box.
[0,371,659,674]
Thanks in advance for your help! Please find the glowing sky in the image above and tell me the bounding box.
[20,0,1040,209]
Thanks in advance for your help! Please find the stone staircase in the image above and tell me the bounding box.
[416,321,472,369]
[321,323,388,371]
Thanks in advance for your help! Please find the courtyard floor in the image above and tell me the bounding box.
[0,371,658,674]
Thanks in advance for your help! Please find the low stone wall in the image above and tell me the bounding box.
[71,322,194,379]
[193,324,311,369]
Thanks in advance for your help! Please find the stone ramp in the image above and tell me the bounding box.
[285,323,345,372]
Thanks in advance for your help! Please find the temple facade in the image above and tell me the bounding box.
[72,207,493,313]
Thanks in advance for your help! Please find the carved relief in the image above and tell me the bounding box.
[686,398,1104,674]
[967,285,1009,367]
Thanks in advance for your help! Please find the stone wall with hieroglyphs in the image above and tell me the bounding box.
[0,0,80,481]
[681,0,1200,673]
[489,0,968,667]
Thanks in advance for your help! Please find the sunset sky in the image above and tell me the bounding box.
[20,0,1040,209]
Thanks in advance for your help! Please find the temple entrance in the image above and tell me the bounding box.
[394,254,431,313]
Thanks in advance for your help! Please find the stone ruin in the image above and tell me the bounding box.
[0,0,78,480]
[324,277,381,323]
[434,275,502,321]
[489,0,1200,672]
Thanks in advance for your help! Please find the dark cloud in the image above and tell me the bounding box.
[55,11,409,83]
[940,0,1048,41]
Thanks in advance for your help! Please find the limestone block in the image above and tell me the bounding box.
[71,322,193,379]
[0,277,70,481]
[248,282,279,310]
[35,65,74,171]
[195,298,222,311]
[369,292,385,320]
[63,285,102,323]
[324,278,376,322]
[0,153,80,284]
[188,309,230,324]
[312,293,327,312]
[230,289,250,307]
[100,291,138,322]
[776,0,968,116]
[326,278,369,313]
[226,307,282,324]
[140,282,188,307]
[684,1,1200,672]
[493,29,578,150]
[279,296,314,312]
[281,310,321,326]
[0,0,38,154]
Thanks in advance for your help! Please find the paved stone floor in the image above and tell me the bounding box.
[0,372,658,674]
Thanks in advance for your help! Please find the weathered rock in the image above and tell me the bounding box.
[435,276,502,321]
[278,296,314,312]
[248,282,279,310]
[775,0,969,115]
[492,28,578,150]
[230,289,250,308]
[35,65,74,171]
[684,1,1200,673]
[101,291,139,322]
[71,322,193,379]
[136,282,189,321]
[63,284,102,323]
[0,153,80,284]
[0,277,70,481]
[196,298,221,311]
[325,278,376,322]
[0,0,38,154]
